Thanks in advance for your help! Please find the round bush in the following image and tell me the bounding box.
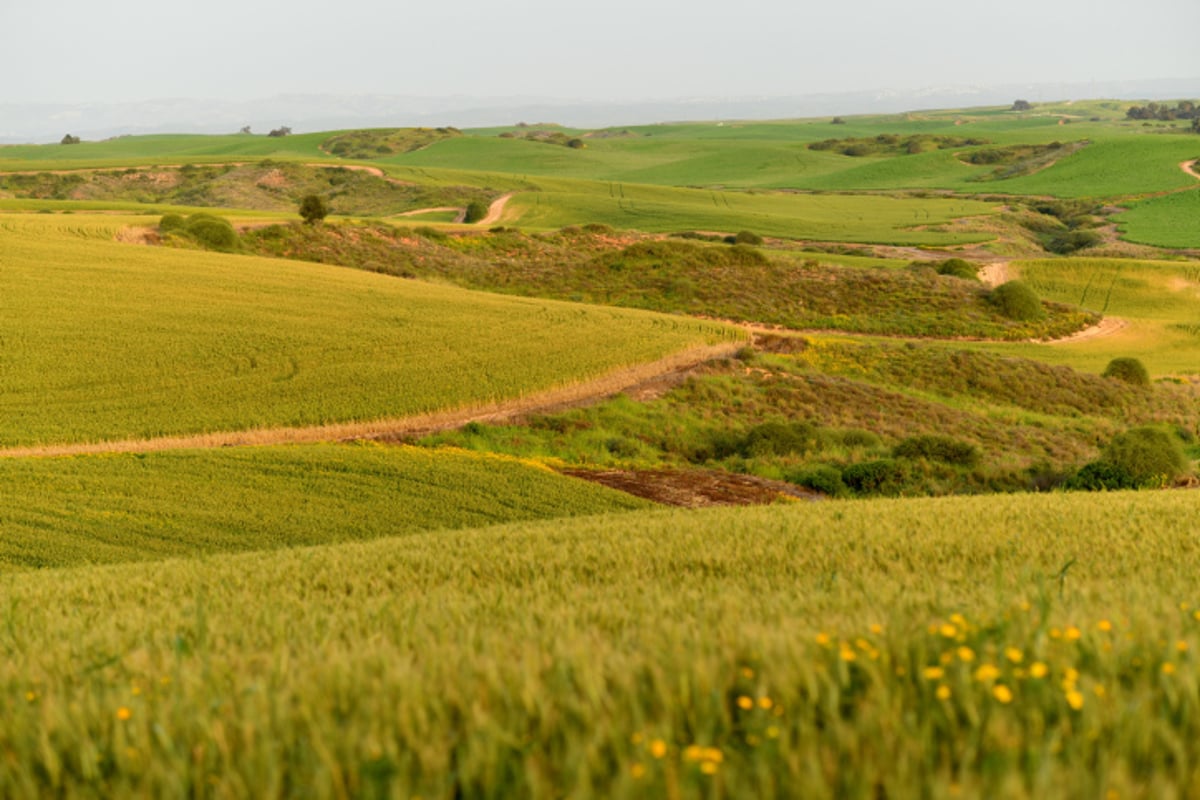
[936,258,978,280]
[733,230,763,245]
[1065,460,1137,491]
[1102,357,1150,387]
[158,213,186,233]
[789,465,848,497]
[740,421,819,458]
[1103,426,1188,487]
[989,280,1045,321]
[463,201,488,224]
[184,214,238,251]
[841,459,914,497]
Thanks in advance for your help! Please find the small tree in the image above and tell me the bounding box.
[463,201,488,224]
[60,134,81,145]
[1011,99,1033,111]
[299,194,329,225]
[989,280,1045,321]
[268,126,292,138]
[1103,427,1188,487]
[239,125,252,134]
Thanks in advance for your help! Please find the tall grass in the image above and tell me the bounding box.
[2,492,1199,797]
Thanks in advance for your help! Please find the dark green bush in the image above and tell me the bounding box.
[158,213,186,233]
[740,421,819,458]
[831,429,881,449]
[1065,460,1137,491]
[989,280,1045,321]
[183,214,238,251]
[936,258,978,280]
[733,230,763,245]
[894,435,980,468]
[1102,426,1188,486]
[463,201,488,224]
[789,465,849,497]
[841,459,914,496]
[1046,229,1102,254]
[1102,357,1150,387]
[299,194,329,225]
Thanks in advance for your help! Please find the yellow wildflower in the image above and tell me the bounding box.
[737,696,754,710]
[940,623,958,638]
[1005,647,1023,664]
[683,745,703,762]
[923,666,945,680]
[700,761,719,776]
[815,632,831,647]
[1066,690,1084,710]
[703,748,723,763]
[649,740,667,759]
[840,646,857,662]
[766,726,780,739]
[974,664,1001,682]
[630,764,646,779]
[1065,626,1082,641]
[1097,620,1113,632]
[992,684,1014,704]
[1176,640,1189,653]
[957,646,976,663]
[1030,662,1049,679]
[116,707,132,721]
[1163,662,1177,675]
[936,685,951,701]
[869,623,884,635]
[758,697,773,710]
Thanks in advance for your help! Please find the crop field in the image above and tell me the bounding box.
[0,443,648,570]
[1115,186,1200,248]
[2,492,1199,797]
[2,99,1199,798]
[0,214,734,446]
[973,257,1200,376]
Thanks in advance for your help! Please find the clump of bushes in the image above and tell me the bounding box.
[841,459,915,496]
[989,280,1045,321]
[726,230,763,245]
[740,420,819,458]
[1102,357,1150,387]
[159,212,239,252]
[935,258,978,280]
[894,435,980,468]
[789,465,849,497]
[1068,426,1189,490]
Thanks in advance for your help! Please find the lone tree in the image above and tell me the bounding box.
[299,194,329,225]
[60,134,81,145]
[1011,99,1033,111]
[268,126,292,138]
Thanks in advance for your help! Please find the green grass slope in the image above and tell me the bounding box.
[2,491,1199,797]
[0,214,733,446]
[0,443,649,571]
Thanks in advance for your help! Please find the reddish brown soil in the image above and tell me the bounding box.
[559,467,823,507]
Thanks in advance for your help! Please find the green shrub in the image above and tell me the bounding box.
[841,459,914,496]
[1102,427,1188,486]
[183,214,238,251]
[1102,357,1150,387]
[789,465,849,497]
[299,194,329,225]
[1065,461,1137,491]
[740,421,819,458]
[733,230,763,245]
[158,213,186,233]
[894,435,980,468]
[463,201,488,224]
[1046,229,1102,254]
[936,258,978,280]
[829,429,881,449]
[989,280,1045,321]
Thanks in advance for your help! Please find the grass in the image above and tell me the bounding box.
[0,443,649,571]
[3,490,1200,796]
[1115,187,1200,248]
[0,214,734,446]
[971,257,1200,376]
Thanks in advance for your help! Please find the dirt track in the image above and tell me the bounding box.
[479,193,514,225]
[0,341,741,459]
[1181,160,1200,180]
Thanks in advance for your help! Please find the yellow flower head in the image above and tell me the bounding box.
[1065,626,1082,641]
[1005,648,1024,664]
[869,623,884,635]
[815,632,831,647]
[650,740,667,759]
[1176,640,1189,653]
[957,646,976,663]
[1097,620,1113,632]
[940,624,958,639]
[737,695,754,710]
[116,707,132,721]
[974,664,1001,683]
[1066,690,1084,710]
[992,684,1014,704]
[936,685,952,701]
[758,696,773,710]
[1029,662,1049,679]
[923,666,945,680]
[1163,662,1177,676]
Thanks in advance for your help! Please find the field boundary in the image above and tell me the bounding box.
[0,341,742,459]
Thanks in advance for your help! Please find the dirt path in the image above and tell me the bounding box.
[478,193,515,226]
[1182,160,1200,181]
[977,261,1014,287]
[394,206,467,223]
[0,341,741,459]
[1042,315,1128,345]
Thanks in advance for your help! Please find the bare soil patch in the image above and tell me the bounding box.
[479,193,514,226]
[559,467,822,507]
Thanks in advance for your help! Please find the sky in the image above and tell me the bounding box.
[2,0,1197,105]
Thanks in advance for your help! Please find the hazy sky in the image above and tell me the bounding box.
[3,0,1197,105]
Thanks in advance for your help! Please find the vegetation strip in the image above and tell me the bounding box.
[0,342,741,458]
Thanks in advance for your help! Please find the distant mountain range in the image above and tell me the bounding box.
[2,78,1197,144]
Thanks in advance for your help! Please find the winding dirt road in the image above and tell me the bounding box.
[0,341,741,459]
[1181,159,1200,181]
[479,193,514,225]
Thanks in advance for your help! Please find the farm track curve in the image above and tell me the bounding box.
[0,341,742,459]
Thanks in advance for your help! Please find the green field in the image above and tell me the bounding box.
[2,101,1200,797]
[3,492,1199,796]
[0,214,733,447]
[0,444,648,570]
